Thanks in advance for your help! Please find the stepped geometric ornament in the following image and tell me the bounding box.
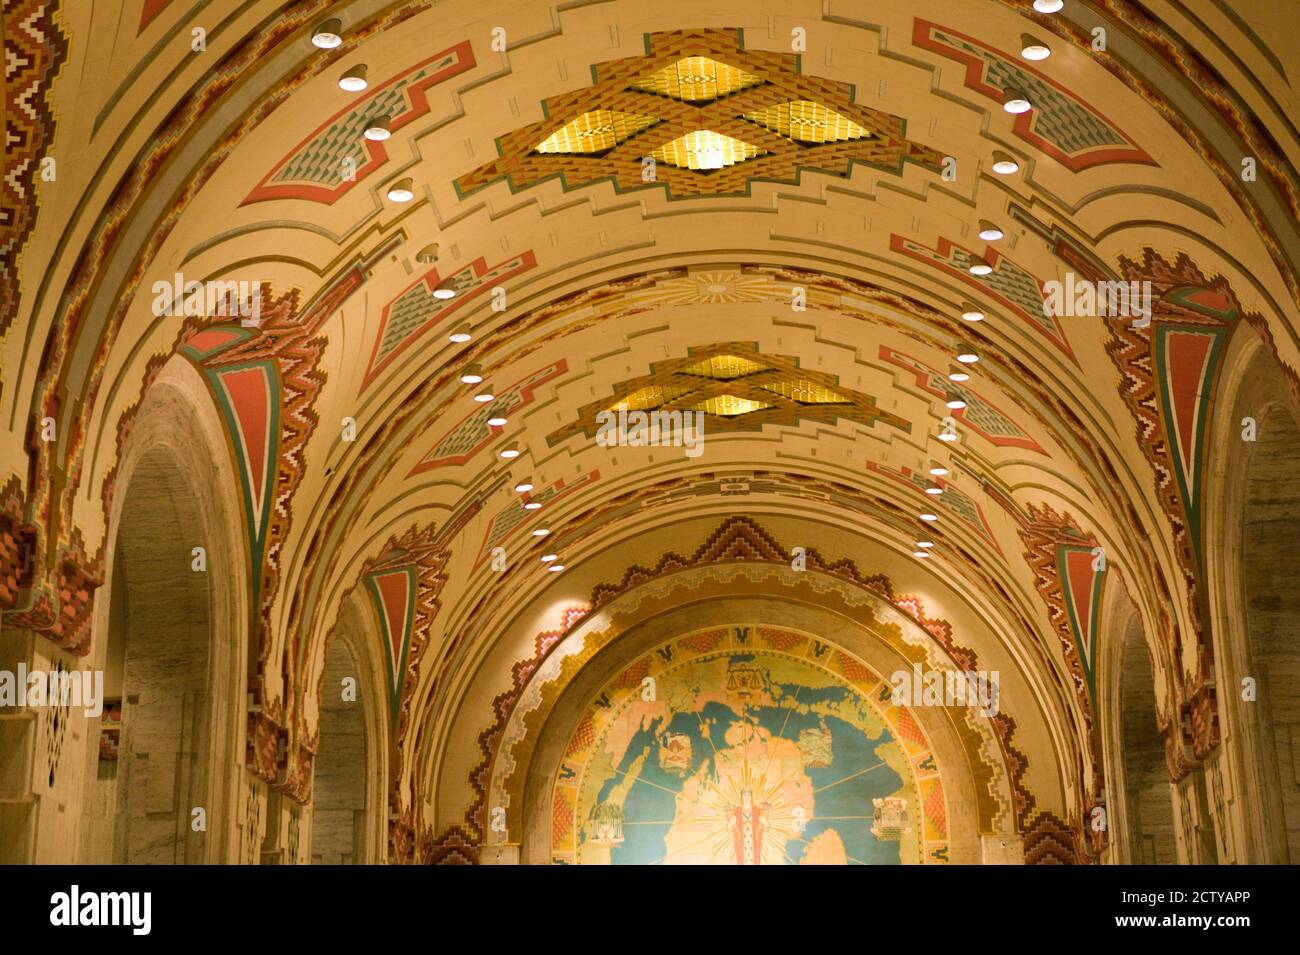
[456,29,943,199]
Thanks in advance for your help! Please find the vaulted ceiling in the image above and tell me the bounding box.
[2,0,1297,862]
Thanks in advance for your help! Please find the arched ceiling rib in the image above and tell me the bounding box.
[4,0,1299,861]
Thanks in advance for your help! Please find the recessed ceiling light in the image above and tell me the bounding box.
[925,485,944,496]
[946,397,967,410]
[920,512,939,522]
[913,550,930,559]
[969,260,993,276]
[487,414,508,427]
[523,501,542,510]
[948,369,971,383]
[1021,34,1052,60]
[364,116,391,141]
[961,305,984,322]
[956,346,979,364]
[1033,0,1064,12]
[473,385,496,403]
[547,564,565,573]
[514,478,534,494]
[978,220,1004,241]
[432,287,456,300]
[448,324,472,343]
[459,364,483,385]
[928,464,949,477]
[991,151,1019,175]
[338,64,368,92]
[1002,90,1032,114]
[532,528,550,537]
[541,553,558,563]
[499,443,520,459]
[917,539,935,548]
[312,19,343,49]
[386,178,414,202]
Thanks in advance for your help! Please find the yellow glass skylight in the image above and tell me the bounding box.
[691,394,773,416]
[680,354,770,379]
[535,110,659,154]
[651,130,764,170]
[758,379,852,403]
[631,56,764,102]
[610,384,692,412]
[742,100,871,144]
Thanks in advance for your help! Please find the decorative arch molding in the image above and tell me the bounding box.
[419,515,1087,864]
[79,354,251,863]
[1202,327,1300,863]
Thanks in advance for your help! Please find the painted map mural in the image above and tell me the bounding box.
[551,626,949,864]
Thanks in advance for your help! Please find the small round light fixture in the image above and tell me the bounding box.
[913,550,930,559]
[364,116,391,141]
[928,464,949,477]
[978,220,1005,241]
[991,151,1020,175]
[532,528,551,538]
[448,323,472,344]
[938,430,959,443]
[920,512,940,522]
[487,414,508,428]
[956,345,979,364]
[925,484,944,496]
[541,554,558,563]
[1002,89,1032,114]
[514,478,535,494]
[473,385,496,403]
[1033,0,1065,13]
[415,243,440,265]
[523,501,542,511]
[547,564,565,573]
[432,287,456,300]
[969,260,993,276]
[459,364,483,385]
[338,64,368,92]
[1021,34,1051,60]
[499,442,520,459]
[948,371,971,383]
[386,178,414,202]
[917,539,935,549]
[961,304,985,322]
[946,396,967,410]
[312,19,343,49]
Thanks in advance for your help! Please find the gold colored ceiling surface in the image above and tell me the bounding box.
[456,30,941,198]
[548,341,912,441]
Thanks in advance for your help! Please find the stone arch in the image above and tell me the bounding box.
[1204,330,1300,863]
[1098,581,1176,864]
[308,592,389,865]
[79,356,249,863]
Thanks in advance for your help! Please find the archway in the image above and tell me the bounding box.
[1205,337,1300,863]
[310,636,370,864]
[1114,610,1176,863]
[80,359,248,864]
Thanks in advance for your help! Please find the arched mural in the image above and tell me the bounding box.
[551,626,948,865]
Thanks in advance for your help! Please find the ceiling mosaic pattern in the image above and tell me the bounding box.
[456,29,944,198]
[547,342,911,444]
